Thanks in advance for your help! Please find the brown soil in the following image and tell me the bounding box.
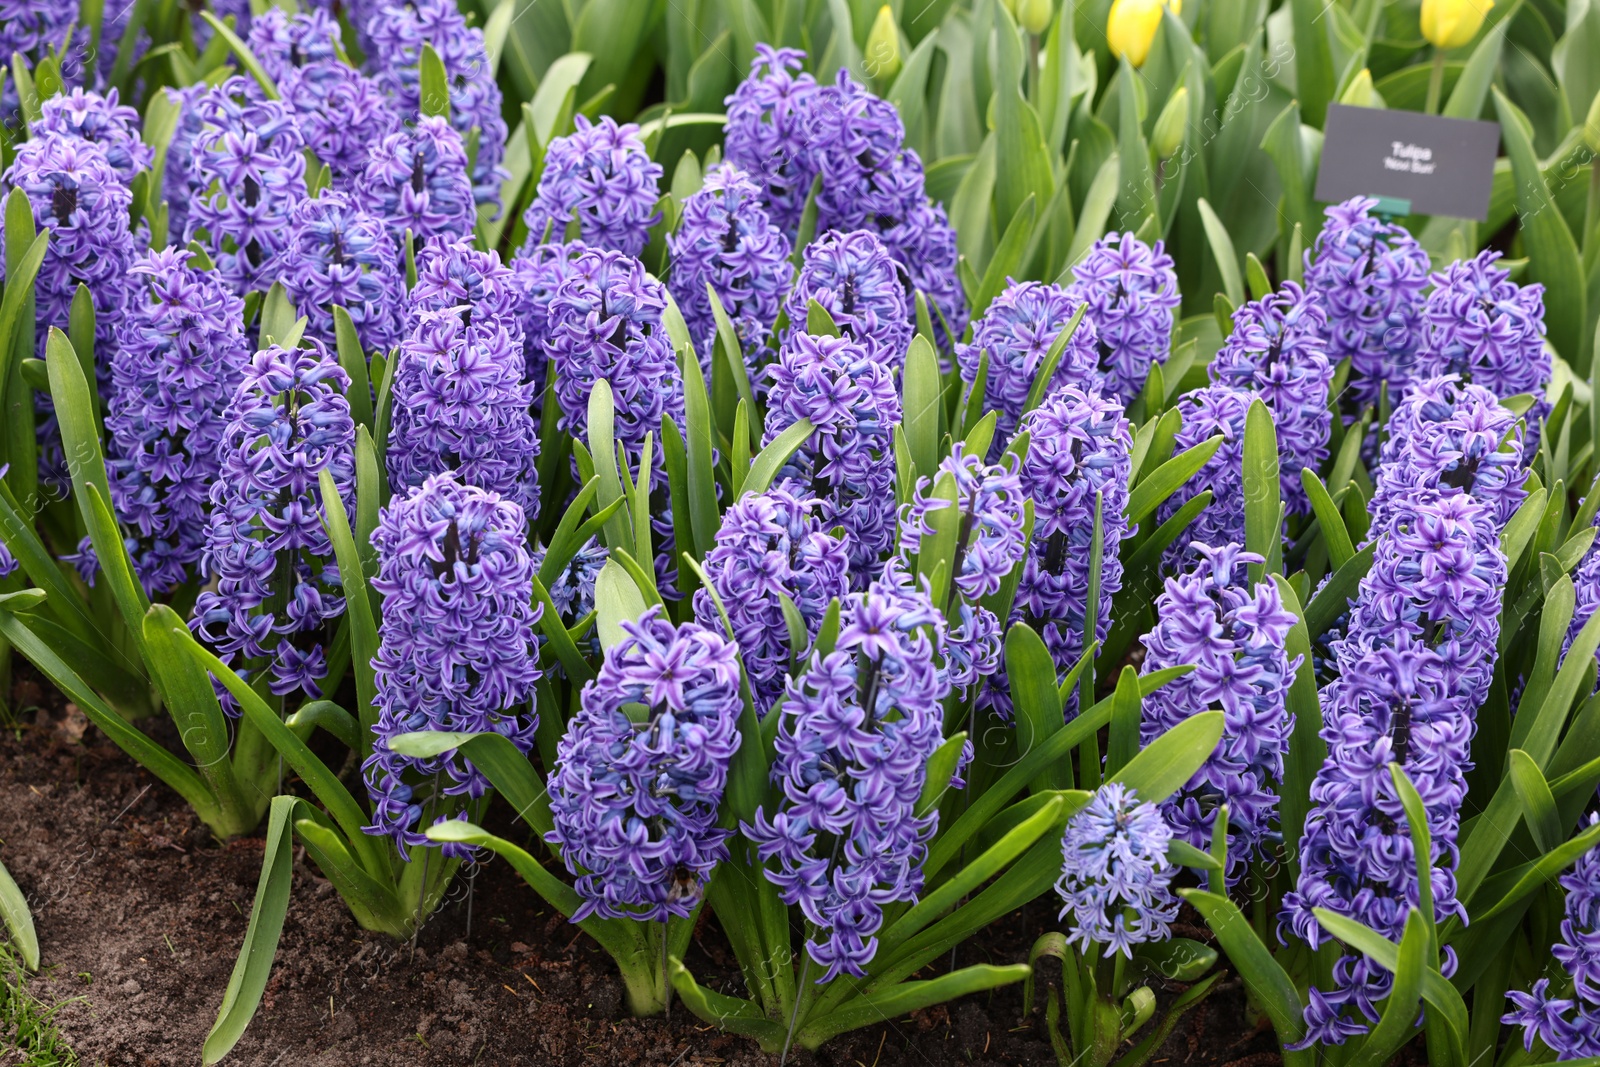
[1,668,1279,1066]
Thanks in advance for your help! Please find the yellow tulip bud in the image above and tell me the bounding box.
[1339,68,1377,107]
[1107,0,1178,68]
[1419,0,1492,50]
[865,5,902,83]
[1018,0,1053,35]
[1151,86,1188,158]
[1584,89,1600,154]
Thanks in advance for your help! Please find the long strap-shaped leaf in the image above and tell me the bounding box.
[798,964,1030,1050]
[319,468,379,755]
[0,852,39,970]
[1180,889,1311,1066]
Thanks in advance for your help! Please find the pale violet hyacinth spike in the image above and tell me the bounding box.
[33,87,153,184]
[722,44,821,235]
[1504,815,1600,1058]
[1066,231,1180,402]
[357,116,477,248]
[781,229,913,374]
[1157,384,1252,571]
[521,114,662,256]
[1055,783,1180,959]
[275,189,407,354]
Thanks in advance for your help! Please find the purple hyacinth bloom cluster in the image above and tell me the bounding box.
[721,45,820,235]
[536,538,609,625]
[275,189,406,352]
[1066,233,1180,401]
[782,229,911,373]
[1010,384,1133,713]
[957,280,1102,446]
[666,164,793,370]
[362,473,541,857]
[547,607,743,921]
[899,445,1028,602]
[744,574,951,981]
[693,486,850,714]
[1282,645,1474,1046]
[408,239,525,332]
[765,331,901,584]
[191,342,355,701]
[365,0,508,201]
[105,248,251,593]
[1140,543,1298,881]
[1159,385,1252,568]
[1304,196,1430,409]
[1209,282,1333,516]
[522,115,661,256]
[34,88,153,185]
[183,78,310,294]
[1369,375,1527,538]
[0,0,75,120]
[1055,783,1179,959]
[1566,545,1600,676]
[1504,816,1600,1059]
[356,115,476,248]
[510,239,588,387]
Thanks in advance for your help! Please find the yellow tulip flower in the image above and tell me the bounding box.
[1107,0,1179,68]
[1420,0,1492,50]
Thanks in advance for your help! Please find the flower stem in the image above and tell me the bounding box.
[1424,48,1446,114]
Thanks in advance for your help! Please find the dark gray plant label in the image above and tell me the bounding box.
[1314,104,1500,220]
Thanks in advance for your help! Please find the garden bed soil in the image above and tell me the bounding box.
[1,669,1282,1066]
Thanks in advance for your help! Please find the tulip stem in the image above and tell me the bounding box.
[1424,48,1446,114]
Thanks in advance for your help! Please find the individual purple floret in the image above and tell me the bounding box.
[1158,385,1252,569]
[104,248,251,594]
[1055,783,1179,959]
[510,239,588,388]
[362,473,541,858]
[1209,282,1333,516]
[765,331,901,585]
[1282,644,1472,1047]
[722,44,820,236]
[1140,543,1298,881]
[958,280,1102,446]
[1009,384,1133,716]
[744,573,950,981]
[667,164,793,373]
[693,486,851,715]
[522,115,661,257]
[275,189,406,353]
[183,77,309,294]
[1066,232,1180,401]
[1368,375,1527,538]
[387,306,540,518]
[547,607,743,921]
[782,229,912,373]
[34,88,153,184]
[1304,196,1430,411]
[1504,815,1600,1059]
[364,0,508,202]
[899,444,1028,602]
[357,115,476,248]
[191,342,355,702]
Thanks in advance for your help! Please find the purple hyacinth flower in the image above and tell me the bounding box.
[899,444,1029,602]
[522,115,662,257]
[1210,282,1334,516]
[275,189,406,353]
[722,45,821,236]
[1055,783,1180,959]
[1139,543,1298,881]
[407,238,525,340]
[191,342,355,703]
[0,0,76,121]
[362,473,541,858]
[1504,816,1600,1059]
[1304,196,1430,411]
[1158,384,1253,569]
[34,87,153,185]
[356,115,476,249]
[547,606,743,921]
[510,238,589,388]
[105,247,252,593]
[782,229,912,374]
[1066,232,1180,401]
[958,280,1102,446]
[764,331,901,585]
[693,485,850,715]
[744,572,951,981]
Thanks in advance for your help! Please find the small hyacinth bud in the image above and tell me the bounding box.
[1304,196,1430,410]
[1158,385,1252,569]
[1283,644,1472,1047]
[362,473,541,858]
[1420,0,1492,49]
[957,280,1102,446]
[765,331,902,584]
[1018,0,1054,34]
[276,189,406,354]
[1209,282,1334,516]
[898,444,1029,603]
[105,248,252,594]
[666,164,793,377]
[183,77,310,295]
[191,342,355,702]
[1106,0,1176,67]
[1055,783,1180,958]
[864,6,902,82]
[744,573,951,981]
[722,45,822,236]
[34,88,153,185]
[364,0,509,201]
[693,486,851,715]
[356,115,477,249]
[1140,543,1298,881]
[783,229,912,373]
[1150,86,1188,158]
[1067,232,1181,401]
[509,239,589,387]
[547,607,743,921]
[521,115,662,256]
